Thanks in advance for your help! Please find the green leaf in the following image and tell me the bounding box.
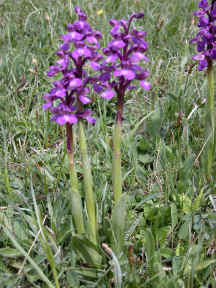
[71,235,102,265]
[138,154,154,165]
[180,194,192,214]
[178,222,189,240]
[143,229,155,265]
[0,247,23,258]
[195,259,216,271]
[192,189,203,212]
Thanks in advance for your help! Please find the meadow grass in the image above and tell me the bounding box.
[0,0,216,287]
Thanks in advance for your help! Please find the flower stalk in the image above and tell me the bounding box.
[66,123,85,234]
[207,60,215,175]
[113,120,122,203]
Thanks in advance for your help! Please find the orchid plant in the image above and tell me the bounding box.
[92,11,151,204]
[43,6,102,247]
[191,0,216,176]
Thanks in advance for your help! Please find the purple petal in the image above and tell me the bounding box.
[140,81,151,90]
[43,93,50,100]
[86,36,98,44]
[74,6,87,21]
[77,109,96,124]
[69,78,82,88]
[114,69,136,80]
[108,40,125,50]
[198,16,209,27]
[56,58,68,70]
[53,114,78,125]
[109,19,120,26]
[99,72,112,81]
[43,102,52,110]
[74,20,90,31]
[79,95,91,104]
[47,65,59,77]
[67,24,74,31]
[136,69,150,80]
[128,85,137,90]
[210,48,216,60]
[192,53,205,61]
[90,61,101,70]
[59,43,70,51]
[198,59,208,71]
[110,25,122,38]
[61,32,83,42]
[56,89,66,98]
[101,89,115,100]
[131,11,145,19]
[132,29,147,38]
[198,0,209,9]
[94,30,102,39]
[104,54,118,63]
[102,48,112,56]
[93,83,103,93]
[86,116,96,124]
[197,40,205,52]
[72,47,92,60]
[129,52,149,63]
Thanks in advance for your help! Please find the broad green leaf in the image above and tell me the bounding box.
[71,235,102,265]
[178,222,189,240]
[143,229,155,265]
[192,189,203,212]
[0,247,22,258]
[180,194,192,214]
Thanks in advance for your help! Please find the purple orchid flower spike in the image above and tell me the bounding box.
[190,0,216,71]
[92,11,150,123]
[43,6,102,128]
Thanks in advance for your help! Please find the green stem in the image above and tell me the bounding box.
[78,121,96,245]
[66,123,85,234]
[207,62,215,176]
[112,121,122,204]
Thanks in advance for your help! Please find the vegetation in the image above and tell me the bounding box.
[0,0,216,287]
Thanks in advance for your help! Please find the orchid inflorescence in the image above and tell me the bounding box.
[43,6,102,126]
[191,0,216,71]
[92,11,151,122]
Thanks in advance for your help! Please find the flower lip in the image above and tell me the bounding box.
[101,88,115,99]
[113,69,136,80]
[140,81,151,90]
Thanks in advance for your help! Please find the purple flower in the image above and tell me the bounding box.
[92,11,150,122]
[43,6,101,125]
[191,0,216,71]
